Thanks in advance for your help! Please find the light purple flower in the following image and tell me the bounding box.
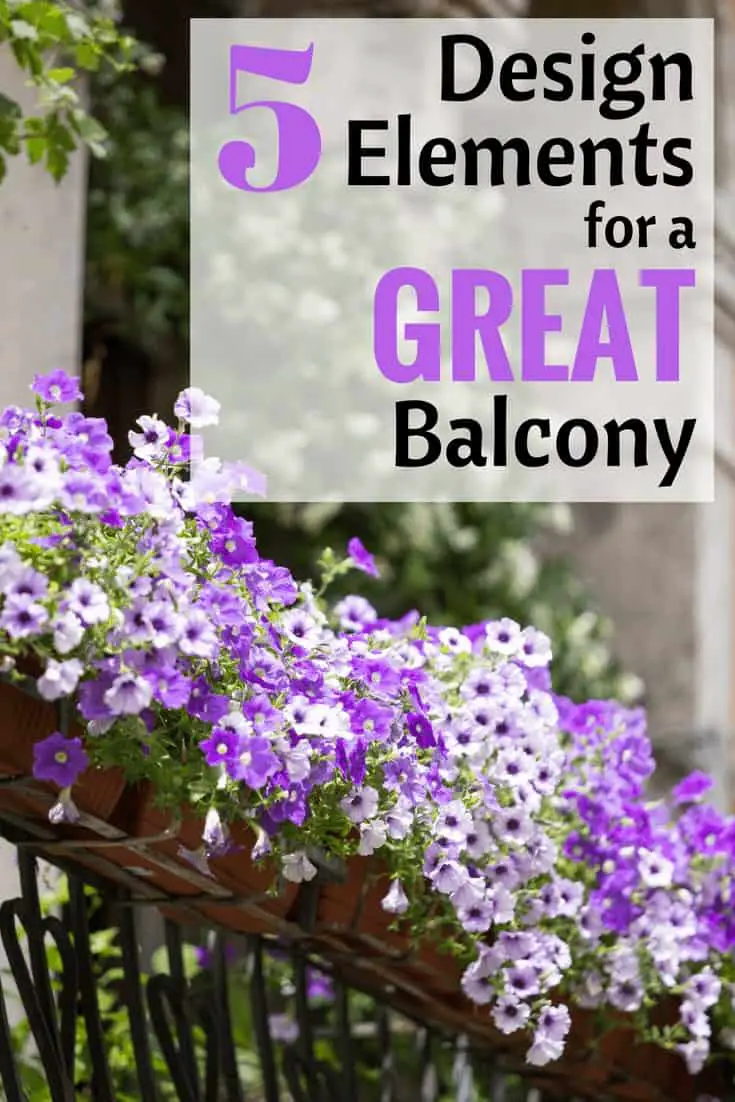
[678,1039,709,1076]
[203,808,230,856]
[37,658,83,701]
[430,859,467,895]
[359,820,388,855]
[1,593,48,638]
[518,626,552,668]
[129,415,170,461]
[638,848,674,889]
[333,596,377,632]
[66,579,109,625]
[173,387,221,428]
[178,609,218,657]
[269,1014,299,1043]
[461,958,496,1005]
[104,673,153,716]
[484,617,523,656]
[340,786,379,824]
[456,896,494,933]
[281,851,317,884]
[0,466,39,515]
[382,879,409,914]
[48,787,81,824]
[52,611,84,654]
[492,995,530,1034]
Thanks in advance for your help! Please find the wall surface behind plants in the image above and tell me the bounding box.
[0,45,88,1020]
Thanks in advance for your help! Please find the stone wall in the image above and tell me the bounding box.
[0,46,88,1016]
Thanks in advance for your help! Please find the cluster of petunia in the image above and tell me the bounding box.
[1,370,735,1080]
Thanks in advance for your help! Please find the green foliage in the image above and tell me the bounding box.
[7,876,179,1100]
[86,68,188,341]
[0,0,144,182]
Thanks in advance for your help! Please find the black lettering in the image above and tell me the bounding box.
[605,418,648,467]
[537,138,575,186]
[515,419,550,467]
[543,53,574,101]
[557,419,599,467]
[441,35,494,101]
[663,139,694,187]
[447,419,487,467]
[655,418,696,488]
[347,121,390,185]
[395,401,441,467]
[499,53,537,100]
[579,137,625,187]
[650,52,693,106]
[493,395,508,465]
[461,136,531,187]
[418,138,456,186]
[629,122,658,187]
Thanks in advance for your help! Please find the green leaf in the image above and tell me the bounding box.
[9,19,37,40]
[44,142,69,182]
[150,943,200,981]
[0,92,21,122]
[65,11,90,40]
[74,41,100,70]
[72,111,107,144]
[25,134,45,164]
[47,67,76,85]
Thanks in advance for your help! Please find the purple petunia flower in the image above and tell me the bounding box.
[347,537,380,578]
[194,943,237,970]
[673,771,714,806]
[406,711,435,748]
[32,370,82,405]
[33,732,88,788]
[231,736,279,788]
[200,728,240,770]
[307,969,334,1001]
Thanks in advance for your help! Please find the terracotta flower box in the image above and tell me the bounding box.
[0,672,729,1102]
[0,673,127,825]
[98,782,301,936]
[307,855,729,1102]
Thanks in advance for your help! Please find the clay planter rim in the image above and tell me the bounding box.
[109,780,302,933]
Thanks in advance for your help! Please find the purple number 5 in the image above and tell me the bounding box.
[218,43,322,193]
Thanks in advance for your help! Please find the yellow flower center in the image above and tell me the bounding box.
[54,751,68,764]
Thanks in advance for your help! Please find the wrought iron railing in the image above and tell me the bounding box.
[0,830,577,1102]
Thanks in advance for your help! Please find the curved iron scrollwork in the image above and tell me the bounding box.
[0,842,558,1102]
